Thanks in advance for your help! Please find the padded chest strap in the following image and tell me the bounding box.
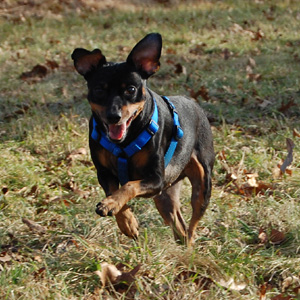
[91,96,183,185]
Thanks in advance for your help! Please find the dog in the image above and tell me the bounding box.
[71,33,215,245]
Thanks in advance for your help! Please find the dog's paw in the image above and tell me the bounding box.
[95,197,119,217]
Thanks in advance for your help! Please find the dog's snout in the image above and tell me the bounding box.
[107,110,122,124]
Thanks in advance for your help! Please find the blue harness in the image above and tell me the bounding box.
[91,96,183,185]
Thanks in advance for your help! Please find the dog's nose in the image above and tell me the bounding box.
[106,111,122,124]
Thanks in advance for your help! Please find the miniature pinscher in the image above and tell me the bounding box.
[71,33,214,245]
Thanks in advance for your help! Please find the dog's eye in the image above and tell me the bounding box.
[124,86,136,96]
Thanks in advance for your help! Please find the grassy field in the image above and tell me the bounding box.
[1,0,300,299]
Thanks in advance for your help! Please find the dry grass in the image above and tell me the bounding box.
[1,0,300,299]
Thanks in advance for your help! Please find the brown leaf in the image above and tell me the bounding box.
[67,147,88,162]
[174,63,186,75]
[269,229,286,245]
[190,85,210,101]
[20,64,48,80]
[279,100,297,113]
[189,43,206,55]
[95,262,141,287]
[251,29,265,41]
[0,252,12,263]
[33,267,46,279]
[280,138,295,174]
[293,128,300,138]
[259,283,267,300]
[22,218,47,234]
[247,73,262,82]
[175,270,214,290]
[46,60,59,70]
[2,186,8,195]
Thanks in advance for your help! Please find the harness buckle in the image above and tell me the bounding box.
[175,125,184,141]
[147,119,159,136]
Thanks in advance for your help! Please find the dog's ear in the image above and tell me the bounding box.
[71,48,106,77]
[126,33,162,79]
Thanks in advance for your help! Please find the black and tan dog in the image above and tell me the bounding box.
[71,33,214,245]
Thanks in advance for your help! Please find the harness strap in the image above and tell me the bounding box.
[161,96,184,167]
[91,96,183,185]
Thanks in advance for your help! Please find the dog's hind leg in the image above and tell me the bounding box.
[154,181,188,244]
[184,152,212,246]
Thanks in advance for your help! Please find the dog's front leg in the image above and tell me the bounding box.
[96,179,162,217]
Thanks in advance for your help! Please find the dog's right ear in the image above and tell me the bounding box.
[71,48,106,77]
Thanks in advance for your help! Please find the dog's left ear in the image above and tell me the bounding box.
[71,48,106,77]
[127,33,162,79]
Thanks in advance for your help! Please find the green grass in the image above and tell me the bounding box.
[1,0,300,299]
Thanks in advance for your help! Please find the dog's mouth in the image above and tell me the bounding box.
[107,110,137,142]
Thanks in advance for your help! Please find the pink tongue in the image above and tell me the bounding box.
[108,123,127,140]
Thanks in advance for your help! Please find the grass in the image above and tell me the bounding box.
[1,0,300,299]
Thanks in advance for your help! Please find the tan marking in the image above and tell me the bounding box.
[90,102,105,117]
[131,148,149,170]
[183,152,207,246]
[96,180,147,217]
[97,148,117,171]
[121,101,145,123]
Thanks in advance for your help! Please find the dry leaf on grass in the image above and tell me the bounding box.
[293,128,300,138]
[282,276,300,293]
[259,283,267,300]
[66,147,88,161]
[95,262,141,288]
[0,252,12,263]
[269,229,286,245]
[175,270,214,290]
[258,227,286,246]
[22,218,47,234]
[217,277,247,291]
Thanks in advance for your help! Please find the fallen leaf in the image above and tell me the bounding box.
[67,147,88,162]
[293,128,300,138]
[95,262,141,288]
[279,100,297,113]
[259,283,267,300]
[174,63,186,75]
[22,218,47,234]
[46,60,59,70]
[190,85,211,101]
[0,252,12,263]
[247,57,256,68]
[282,276,300,292]
[2,186,8,195]
[247,73,262,82]
[33,267,46,279]
[280,138,295,174]
[217,277,247,291]
[258,227,268,244]
[246,173,259,187]
[251,29,265,41]
[175,270,214,290]
[20,64,48,81]
[269,228,286,245]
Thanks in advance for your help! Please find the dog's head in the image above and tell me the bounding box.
[72,33,162,143]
